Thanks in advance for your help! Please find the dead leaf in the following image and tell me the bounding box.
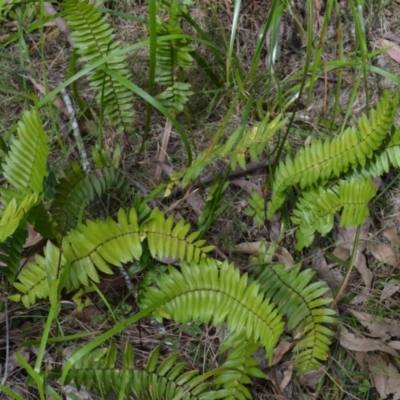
[381,39,400,65]
[297,366,325,386]
[184,190,205,216]
[367,242,399,268]
[271,340,296,366]
[155,119,173,182]
[26,75,69,117]
[347,309,400,341]
[380,279,400,302]
[334,220,370,252]
[388,341,400,350]
[332,221,372,287]
[340,326,400,358]
[231,179,263,196]
[312,248,343,290]
[331,246,350,261]
[365,353,400,400]
[354,251,372,288]
[44,2,74,46]
[382,226,400,248]
[24,223,42,248]
[280,362,293,391]
[232,241,294,268]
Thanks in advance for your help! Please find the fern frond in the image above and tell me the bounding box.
[141,258,285,361]
[230,114,286,170]
[292,177,376,249]
[356,126,400,177]
[141,208,214,264]
[154,1,194,113]
[51,162,125,233]
[9,242,66,308]
[64,341,231,399]
[2,109,49,195]
[0,225,27,282]
[62,0,135,132]
[216,333,264,399]
[63,207,142,291]
[252,246,336,373]
[0,194,38,242]
[244,189,265,228]
[268,91,398,217]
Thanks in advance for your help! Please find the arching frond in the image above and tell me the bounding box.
[154,1,194,113]
[268,91,398,217]
[216,333,264,400]
[141,208,214,264]
[141,258,285,362]
[2,109,48,195]
[63,207,142,291]
[0,225,27,282]
[0,194,38,242]
[252,245,336,373]
[62,0,135,132]
[51,162,126,233]
[9,241,66,308]
[63,341,232,399]
[292,177,376,250]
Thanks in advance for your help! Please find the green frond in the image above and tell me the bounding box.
[292,177,376,250]
[63,341,232,399]
[252,246,336,373]
[230,114,287,170]
[0,225,27,282]
[63,207,142,291]
[216,333,264,400]
[357,126,400,177]
[141,258,285,362]
[140,208,214,264]
[0,193,38,242]
[2,109,49,195]
[154,1,194,113]
[51,162,125,233]
[62,0,135,132]
[9,241,66,308]
[268,91,398,217]
[28,202,58,240]
[244,189,265,228]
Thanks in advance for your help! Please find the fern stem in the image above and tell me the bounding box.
[330,225,361,309]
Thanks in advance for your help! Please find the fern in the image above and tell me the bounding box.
[2,108,49,195]
[0,194,38,242]
[216,333,264,399]
[244,189,266,228]
[9,241,67,308]
[177,114,285,188]
[251,244,336,373]
[268,91,398,217]
[141,208,214,263]
[292,177,377,249]
[141,258,285,362]
[63,341,233,399]
[51,161,126,233]
[0,225,27,282]
[154,0,194,113]
[62,0,135,133]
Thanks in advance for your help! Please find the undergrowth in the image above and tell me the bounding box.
[0,0,399,399]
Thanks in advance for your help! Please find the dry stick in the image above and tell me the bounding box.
[329,225,361,310]
[59,83,134,292]
[166,157,274,201]
[154,118,173,182]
